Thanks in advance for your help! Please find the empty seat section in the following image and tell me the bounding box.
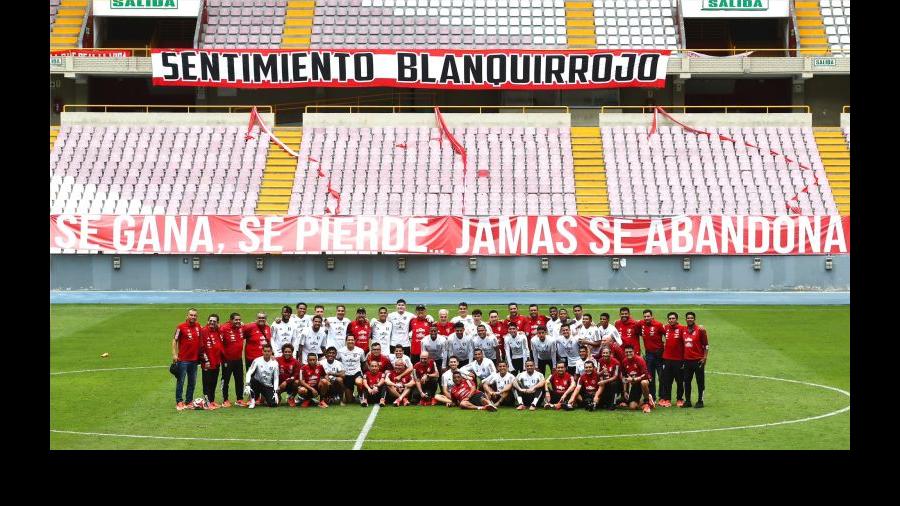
[601,125,838,216]
[49,124,270,215]
[593,0,679,50]
[202,0,288,49]
[820,0,850,56]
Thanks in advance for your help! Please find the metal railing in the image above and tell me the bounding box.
[62,104,272,113]
[275,91,435,113]
[305,105,569,113]
[600,105,810,114]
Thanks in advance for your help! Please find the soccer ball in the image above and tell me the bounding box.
[191,398,209,410]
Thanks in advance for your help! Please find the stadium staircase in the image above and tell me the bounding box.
[814,127,850,215]
[794,1,829,55]
[571,126,609,215]
[50,126,59,153]
[282,0,315,48]
[565,1,596,49]
[50,0,88,50]
[256,127,302,215]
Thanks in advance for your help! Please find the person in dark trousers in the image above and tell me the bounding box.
[219,312,246,407]
[682,311,709,408]
[172,308,202,411]
[639,309,666,401]
[659,311,686,408]
[199,313,225,409]
[245,344,280,408]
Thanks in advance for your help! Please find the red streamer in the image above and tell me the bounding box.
[434,106,469,214]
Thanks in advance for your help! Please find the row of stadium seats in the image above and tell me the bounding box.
[49,122,843,217]
[202,0,287,48]
[820,0,851,56]
[50,0,59,28]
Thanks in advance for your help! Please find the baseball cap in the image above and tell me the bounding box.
[416,304,427,310]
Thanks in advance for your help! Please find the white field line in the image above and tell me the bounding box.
[353,405,381,450]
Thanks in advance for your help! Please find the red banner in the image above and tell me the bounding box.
[51,50,133,57]
[50,215,850,256]
[151,49,669,90]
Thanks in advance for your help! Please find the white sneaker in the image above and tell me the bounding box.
[248,398,256,409]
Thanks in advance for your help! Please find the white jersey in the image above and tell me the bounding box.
[504,332,531,361]
[576,325,604,355]
[516,371,545,389]
[461,357,496,380]
[421,335,448,362]
[596,324,622,346]
[446,334,474,363]
[483,371,517,392]
[289,314,313,334]
[451,315,476,334]
[369,319,393,352]
[441,368,464,392]
[320,358,345,377]
[546,318,563,339]
[297,326,328,362]
[325,317,351,350]
[575,357,597,376]
[389,354,413,370]
[271,320,300,357]
[553,336,581,366]
[336,345,365,375]
[530,336,555,361]
[471,334,499,361]
[245,356,279,388]
[388,311,415,347]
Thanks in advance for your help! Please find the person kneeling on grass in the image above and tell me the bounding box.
[568,360,602,411]
[621,344,654,413]
[435,356,476,407]
[413,350,440,405]
[482,360,517,408]
[449,370,497,411]
[596,347,621,410]
[385,359,416,406]
[360,360,387,407]
[514,359,546,411]
[544,361,576,411]
[319,347,346,406]
[298,352,330,408]
[244,344,280,409]
[276,344,302,406]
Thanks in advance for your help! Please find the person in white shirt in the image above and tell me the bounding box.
[436,356,474,407]
[319,346,346,405]
[369,306,393,354]
[297,315,328,362]
[390,344,414,377]
[388,298,415,355]
[288,302,313,334]
[244,344,279,408]
[451,301,476,335]
[460,348,496,385]
[336,335,366,405]
[421,323,449,370]
[574,345,597,378]
[271,305,300,358]
[482,360,517,408]
[469,309,493,338]
[471,324,500,361]
[324,305,351,351]
[576,313,605,356]
[513,359,546,410]
[530,325,555,376]
[569,305,585,333]
[596,312,623,346]
[504,322,531,374]
[552,324,582,375]
[446,322,474,367]
[545,306,562,338]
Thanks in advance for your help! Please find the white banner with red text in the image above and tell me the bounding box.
[50,215,850,255]
[151,49,670,90]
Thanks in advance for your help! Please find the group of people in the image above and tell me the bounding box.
[171,300,709,413]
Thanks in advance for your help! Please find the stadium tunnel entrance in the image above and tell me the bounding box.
[94,16,197,49]
[684,17,792,56]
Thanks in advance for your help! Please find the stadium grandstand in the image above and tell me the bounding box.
[50,0,850,291]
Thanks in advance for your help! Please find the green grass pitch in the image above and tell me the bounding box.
[50,303,850,450]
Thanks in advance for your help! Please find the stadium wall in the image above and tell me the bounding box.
[49,255,849,291]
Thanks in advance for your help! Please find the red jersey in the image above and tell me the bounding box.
[409,318,432,355]
[621,355,650,380]
[640,319,666,354]
[683,325,709,361]
[597,357,620,381]
[388,369,413,386]
[277,356,302,384]
[347,319,372,353]
[525,315,549,337]
[435,322,455,336]
[299,363,326,387]
[219,322,244,361]
[450,379,476,403]
[199,325,224,370]
[662,324,686,361]
[489,321,508,340]
[578,371,600,394]
[366,353,392,372]
[241,323,272,363]
[505,315,529,335]
[174,321,202,362]
[549,372,574,394]
[414,359,438,379]
[363,370,384,387]
[616,317,642,355]
[595,341,625,364]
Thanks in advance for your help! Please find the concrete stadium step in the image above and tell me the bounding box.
[283,0,315,49]
[267,158,298,167]
[256,204,290,214]
[578,204,609,214]
[50,126,59,152]
[259,188,292,196]
[258,195,291,204]
[571,149,603,159]
[570,125,609,216]
[261,180,294,189]
[814,126,850,215]
[795,0,831,56]
[264,173,295,181]
[256,127,302,215]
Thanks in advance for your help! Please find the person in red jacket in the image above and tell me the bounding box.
[639,309,666,402]
[409,305,432,364]
[219,312,245,407]
[621,344,654,413]
[659,311,686,408]
[525,304,549,338]
[242,312,272,373]
[347,308,372,354]
[199,313,225,409]
[615,307,642,355]
[596,347,621,410]
[682,311,709,408]
[505,303,529,344]
[365,342,392,372]
[297,349,329,408]
[172,308,202,411]
[276,343,302,406]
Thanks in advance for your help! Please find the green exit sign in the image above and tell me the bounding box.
[703,0,768,10]
[813,58,837,67]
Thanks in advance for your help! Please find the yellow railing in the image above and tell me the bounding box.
[305,105,569,114]
[276,91,434,113]
[50,47,154,56]
[600,105,810,114]
[842,106,850,113]
[62,104,273,114]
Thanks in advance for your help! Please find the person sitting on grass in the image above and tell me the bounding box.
[360,360,387,407]
[413,350,441,405]
[385,359,416,406]
[482,360,517,409]
[621,344,654,413]
[298,352,330,408]
[276,343,301,406]
[244,344,279,409]
[449,370,497,411]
